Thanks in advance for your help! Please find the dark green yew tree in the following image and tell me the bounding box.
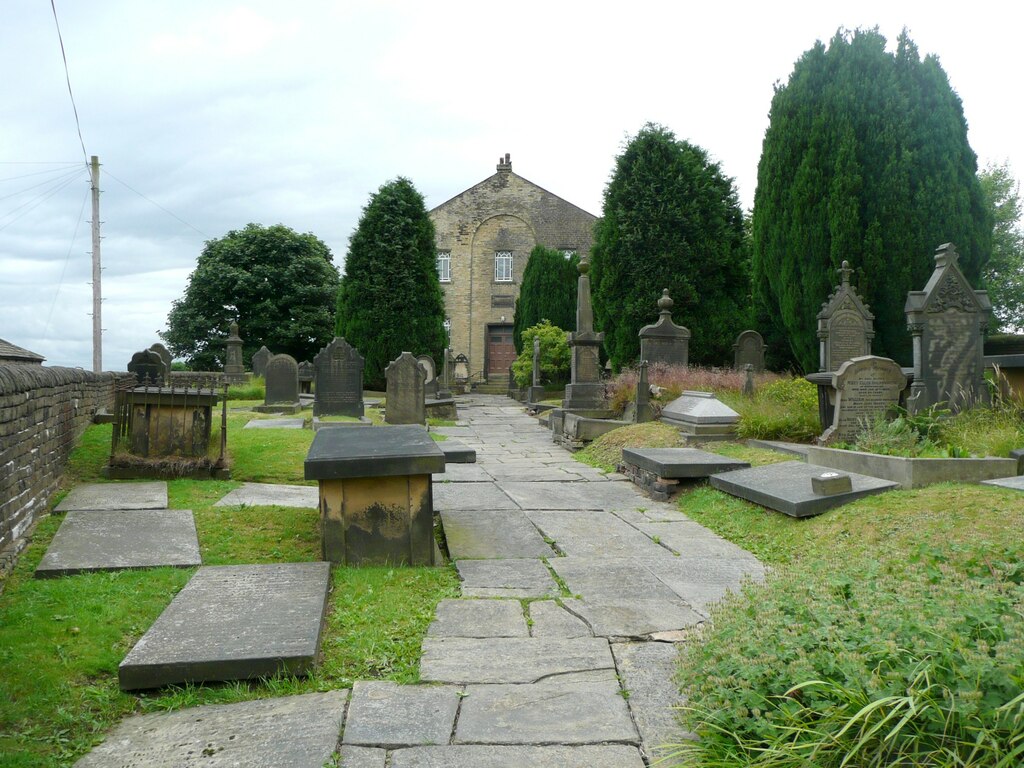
[753,28,991,372]
[512,245,579,353]
[162,223,339,370]
[335,177,446,389]
[590,124,750,369]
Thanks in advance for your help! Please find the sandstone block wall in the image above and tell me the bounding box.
[0,365,122,559]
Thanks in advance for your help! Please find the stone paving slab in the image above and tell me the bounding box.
[645,556,765,614]
[432,427,476,438]
[455,559,559,598]
[455,673,638,745]
[343,681,461,748]
[243,418,305,429]
[56,481,167,512]
[612,641,692,760]
[73,690,346,767]
[435,464,492,482]
[36,509,200,578]
[214,482,318,508]
[441,509,553,560]
[420,637,615,684]
[570,598,704,638]
[389,745,646,768]
[636,521,762,560]
[340,746,386,767]
[550,557,684,602]
[428,599,528,637]
[709,461,898,517]
[433,482,519,510]
[528,599,593,638]
[499,480,647,511]
[527,510,674,559]
[119,562,331,690]
[982,475,1024,491]
[483,464,588,482]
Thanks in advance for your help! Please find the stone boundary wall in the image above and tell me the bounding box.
[0,365,127,566]
[168,371,226,388]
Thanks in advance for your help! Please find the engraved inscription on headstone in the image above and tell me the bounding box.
[817,261,874,372]
[385,352,426,425]
[819,356,906,444]
[264,354,300,405]
[313,338,364,417]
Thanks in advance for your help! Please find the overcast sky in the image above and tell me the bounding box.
[2,1,1020,370]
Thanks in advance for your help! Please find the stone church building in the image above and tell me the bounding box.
[429,154,597,383]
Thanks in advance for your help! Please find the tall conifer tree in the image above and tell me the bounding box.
[512,245,579,353]
[336,177,446,389]
[591,124,750,369]
[753,29,990,371]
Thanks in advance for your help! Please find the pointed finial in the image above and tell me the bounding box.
[657,289,673,312]
[934,242,959,267]
[838,260,853,286]
[578,257,590,275]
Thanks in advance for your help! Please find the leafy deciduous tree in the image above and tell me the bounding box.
[512,245,579,353]
[590,123,750,370]
[335,177,446,389]
[510,320,571,388]
[162,223,339,370]
[980,161,1024,332]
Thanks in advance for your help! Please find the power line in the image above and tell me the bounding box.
[105,169,210,238]
[49,0,89,168]
[44,184,91,336]
[0,166,84,203]
[0,171,82,232]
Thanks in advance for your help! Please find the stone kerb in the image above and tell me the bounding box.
[313,337,365,418]
[819,356,906,445]
[386,352,426,425]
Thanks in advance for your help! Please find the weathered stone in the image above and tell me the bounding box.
[817,260,874,372]
[251,345,271,378]
[709,460,898,518]
[528,599,592,638]
[340,746,387,768]
[440,509,553,559]
[427,598,529,637]
[612,642,692,760]
[420,637,614,684]
[563,259,606,410]
[455,673,638,745]
[385,352,427,425]
[456,558,559,598]
[243,418,304,429]
[263,354,300,407]
[127,349,164,385]
[343,681,460,748]
[660,391,739,431]
[527,510,671,559]
[417,354,438,398]
[644,556,764,614]
[56,481,168,512]
[811,471,853,495]
[118,562,330,690]
[498,480,643,511]
[214,482,318,508]
[621,447,749,479]
[436,464,492,482]
[733,329,766,372]
[819,356,906,444]
[634,360,653,423]
[305,424,444,479]
[223,323,246,383]
[388,745,645,768]
[36,509,200,577]
[433,481,518,510]
[313,337,365,418]
[73,690,346,768]
[639,289,690,367]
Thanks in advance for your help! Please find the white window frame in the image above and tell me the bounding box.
[436,251,451,283]
[494,250,513,282]
[561,248,577,260]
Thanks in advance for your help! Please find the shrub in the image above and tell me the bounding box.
[510,321,570,388]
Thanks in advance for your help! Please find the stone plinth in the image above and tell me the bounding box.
[304,425,445,566]
[120,386,219,458]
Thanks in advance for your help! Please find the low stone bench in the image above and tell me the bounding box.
[618,447,750,500]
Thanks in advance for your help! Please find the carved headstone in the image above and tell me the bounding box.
[264,354,300,406]
[733,330,766,372]
[313,338,364,417]
[563,259,607,410]
[251,346,272,378]
[297,361,314,394]
[437,348,453,399]
[223,323,246,383]
[817,261,874,372]
[128,349,164,385]
[819,356,907,444]
[417,354,438,398]
[634,361,653,424]
[905,243,991,411]
[385,352,426,425]
[639,289,691,368]
[148,343,172,378]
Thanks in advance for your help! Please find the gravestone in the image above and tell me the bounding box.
[263,354,300,407]
[385,352,426,425]
[313,337,364,417]
[634,360,653,423]
[148,343,172,377]
[251,345,272,378]
[527,336,544,403]
[905,243,991,411]
[417,354,438,398]
[563,259,606,410]
[819,356,907,444]
[297,360,314,394]
[639,289,690,368]
[127,349,164,385]
[742,363,755,397]
[817,261,874,372]
[223,322,246,383]
[437,348,453,399]
[733,330,766,372]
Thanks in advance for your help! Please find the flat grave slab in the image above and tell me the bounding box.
[119,562,331,690]
[455,559,559,598]
[455,673,638,745]
[439,440,476,463]
[388,745,646,768]
[981,475,1024,491]
[420,637,615,684]
[498,480,642,511]
[214,482,318,508]
[746,439,811,457]
[709,461,898,518]
[305,424,444,479]
[441,509,553,559]
[428,598,529,638]
[433,482,518,511]
[343,681,461,749]
[73,690,346,768]
[36,509,200,578]
[622,447,750,478]
[243,418,305,429]
[56,481,167,512]
[526,510,673,559]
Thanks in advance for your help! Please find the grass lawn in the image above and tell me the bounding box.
[0,404,459,767]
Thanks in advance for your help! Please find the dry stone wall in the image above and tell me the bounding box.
[0,365,124,565]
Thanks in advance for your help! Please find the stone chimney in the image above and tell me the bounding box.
[496,152,512,172]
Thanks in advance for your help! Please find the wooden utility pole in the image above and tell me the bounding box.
[90,155,101,372]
